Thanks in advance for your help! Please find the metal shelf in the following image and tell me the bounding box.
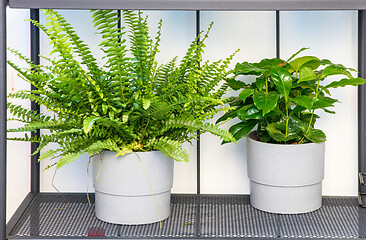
[6,194,366,239]
[7,0,366,10]
[3,1,366,239]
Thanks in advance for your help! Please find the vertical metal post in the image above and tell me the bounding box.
[30,9,40,193]
[358,10,366,206]
[276,10,280,59]
[195,10,202,238]
[117,10,121,29]
[196,10,201,195]
[0,0,7,239]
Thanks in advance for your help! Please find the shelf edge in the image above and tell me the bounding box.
[6,193,37,239]
[8,0,366,10]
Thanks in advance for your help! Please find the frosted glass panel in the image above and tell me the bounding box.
[200,11,276,194]
[281,11,358,196]
[6,8,31,223]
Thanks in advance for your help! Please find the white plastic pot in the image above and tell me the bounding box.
[93,151,174,224]
[246,132,325,214]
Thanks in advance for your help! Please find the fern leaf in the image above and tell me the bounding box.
[57,152,81,169]
[39,149,60,161]
[148,137,189,163]
[84,139,120,154]
[163,117,236,142]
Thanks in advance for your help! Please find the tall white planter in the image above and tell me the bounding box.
[93,151,174,224]
[246,132,325,214]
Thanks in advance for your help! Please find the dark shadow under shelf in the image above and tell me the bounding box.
[6,193,366,239]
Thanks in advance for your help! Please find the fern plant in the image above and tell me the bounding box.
[7,9,236,169]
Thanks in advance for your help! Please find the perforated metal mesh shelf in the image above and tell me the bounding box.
[6,194,366,239]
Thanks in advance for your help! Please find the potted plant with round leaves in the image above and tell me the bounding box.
[7,9,236,224]
[218,48,366,214]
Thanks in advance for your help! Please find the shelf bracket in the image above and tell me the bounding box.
[359,10,366,207]
[0,0,7,239]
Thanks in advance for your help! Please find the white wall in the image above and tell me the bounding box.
[6,9,359,222]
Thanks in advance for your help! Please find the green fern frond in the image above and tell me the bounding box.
[163,117,235,142]
[148,137,189,162]
[39,149,60,161]
[8,119,76,132]
[57,152,81,169]
[7,133,41,143]
[84,139,120,154]
[115,146,133,157]
[8,102,51,123]
[87,117,136,140]
[45,10,103,78]
[43,163,57,171]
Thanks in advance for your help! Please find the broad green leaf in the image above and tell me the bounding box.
[321,65,353,78]
[235,58,283,76]
[255,75,266,90]
[319,59,332,65]
[237,105,252,121]
[292,95,313,110]
[83,116,101,134]
[256,58,284,68]
[266,123,284,141]
[235,62,264,75]
[287,116,302,136]
[300,59,321,70]
[313,96,338,109]
[253,91,279,115]
[228,120,258,141]
[324,77,366,89]
[225,78,248,90]
[239,89,255,103]
[216,107,241,123]
[298,67,317,83]
[285,47,309,63]
[275,116,302,137]
[270,67,292,101]
[323,108,336,114]
[245,106,262,120]
[289,56,320,71]
[304,128,326,143]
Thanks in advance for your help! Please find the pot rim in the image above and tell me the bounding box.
[247,131,325,147]
[96,150,163,155]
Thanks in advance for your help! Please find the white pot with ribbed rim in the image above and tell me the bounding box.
[246,131,325,214]
[93,151,174,225]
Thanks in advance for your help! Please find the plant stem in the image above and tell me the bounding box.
[285,106,289,138]
[299,77,321,144]
[298,110,314,144]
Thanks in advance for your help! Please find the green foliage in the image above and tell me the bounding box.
[219,48,366,144]
[8,9,235,168]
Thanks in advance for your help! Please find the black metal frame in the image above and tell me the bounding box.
[196,10,201,195]
[7,0,366,10]
[359,10,366,207]
[30,9,40,194]
[2,1,366,240]
[0,0,6,239]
